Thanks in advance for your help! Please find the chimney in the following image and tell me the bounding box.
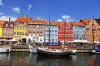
[8,17,10,22]
[25,14,27,18]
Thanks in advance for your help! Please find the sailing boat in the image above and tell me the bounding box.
[90,19,100,54]
[37,18,76,57]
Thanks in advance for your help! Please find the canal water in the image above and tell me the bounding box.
[0,52,100,66]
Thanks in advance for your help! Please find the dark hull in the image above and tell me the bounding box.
[37,49,71,57]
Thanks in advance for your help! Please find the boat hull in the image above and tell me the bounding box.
[0,46,11,53]
[37,48,71,57]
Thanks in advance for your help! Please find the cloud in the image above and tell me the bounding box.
[28,4,32,10]
[0,16,17,21]
[0,12,4,15]
[62,15,71,19]
[13,7,20,13]
[57,19,63,22]
[58,15,77,22]
[0,0,3,6]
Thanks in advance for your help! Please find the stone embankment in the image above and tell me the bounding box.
[11,45,91,52]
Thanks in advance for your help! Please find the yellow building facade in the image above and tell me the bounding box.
[13,16,32,44]
[0,20,6,38]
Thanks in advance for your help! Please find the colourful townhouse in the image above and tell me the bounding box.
[86,18,100,43]
[0,20,6,38]
[2,21,14,39]
[28,19,46,43]
[44,22,58,44]
[13,15,32,44]
[71,22,86,43]
[58,21,73,43]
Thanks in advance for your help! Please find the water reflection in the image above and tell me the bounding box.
[0,52,100,66]
[36,55,72,66]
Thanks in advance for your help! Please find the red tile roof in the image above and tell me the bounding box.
[71,22,85,26]
[16,16,32,22]
[0,20,6,25]
[29,19,46,25]
[81,19,92,25]
[3,22,14,28]
[55,22,63,26]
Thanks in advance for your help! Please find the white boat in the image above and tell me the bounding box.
[69,49,77,54]
[0,45,11,53]
[29,44,37,53]
[90,46,100,54]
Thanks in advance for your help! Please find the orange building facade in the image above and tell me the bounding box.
[86,19,100,43]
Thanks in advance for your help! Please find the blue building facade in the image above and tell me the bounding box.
[71,22,86,41]
[45,25,58,43]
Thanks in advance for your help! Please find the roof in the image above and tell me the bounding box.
[54,22,62,26]
[16,16,32,22]
[95,19,100,24]
[29,19,46,25]
[80,19,91,25]
[71,22,85,27]
[3,22,14,28]
[0,20,6,25]
[29,20,62,26]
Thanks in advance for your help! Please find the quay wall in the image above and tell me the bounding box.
[11,45,91,52]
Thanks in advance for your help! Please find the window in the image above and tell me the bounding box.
[20,32,21,35]
[17,32,19,35]
[40,22,42,24]
[24,23,27,25]
[55,26,57,28]
[40,25,42,28]
[55,30,57,32]
[22,32,24,35]
[20,27,22,30]
[6,24,8,27]
[14,32,16,35]
[40,38,42,41]
[10,24,13,27]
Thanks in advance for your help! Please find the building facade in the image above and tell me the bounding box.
[13,15,32,44]
[71,22,86,41]
[0,20,5,38]
[86,19,100,43]
[28,19,46,43]
[2,21,14,39]
[58,21,73,43]
[45,22,58,43]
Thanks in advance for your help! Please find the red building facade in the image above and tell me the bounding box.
[58,21,74,43]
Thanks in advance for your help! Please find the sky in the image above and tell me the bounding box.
[0,0,100,22]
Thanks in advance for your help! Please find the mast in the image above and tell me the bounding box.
[64,21,66,45]
[92,19,95,49]
[49,17,50,47]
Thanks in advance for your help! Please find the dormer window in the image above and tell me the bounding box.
[40,22,42,24]
[6,24,8,27]
[10,24,13,27]
[24,23,26,25]
[16,22,19,25]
